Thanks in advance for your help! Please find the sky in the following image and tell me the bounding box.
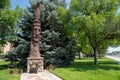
[11,0,71,10]
[11,0,30,9]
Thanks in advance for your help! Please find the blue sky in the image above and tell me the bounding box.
[11,0,71,9]
[11,0,30,9]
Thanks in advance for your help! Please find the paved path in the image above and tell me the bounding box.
[21,70,63,80]
[106,55,120,63]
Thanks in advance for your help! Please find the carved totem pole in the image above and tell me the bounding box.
[27,2,44,73]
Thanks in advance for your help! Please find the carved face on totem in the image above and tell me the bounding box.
[33,25,40,42]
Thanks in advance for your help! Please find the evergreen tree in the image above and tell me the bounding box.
[6,0,75,68]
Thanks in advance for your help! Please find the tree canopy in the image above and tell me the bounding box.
[58,0,120,64]
[0,0,22,45]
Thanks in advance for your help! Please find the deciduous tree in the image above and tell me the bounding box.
[59,0,120,64]
[0,0,21,45]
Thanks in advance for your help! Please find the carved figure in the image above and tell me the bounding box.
[29,2,41,58]
[27,2,44,73]
[34,3,40,20]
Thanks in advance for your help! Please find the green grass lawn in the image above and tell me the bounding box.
[52,57,120,80]
[0,57,120,80]
[0,60,20,80]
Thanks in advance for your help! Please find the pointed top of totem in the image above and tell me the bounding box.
[34,2,41,20]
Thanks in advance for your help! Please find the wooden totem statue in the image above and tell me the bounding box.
[27,2,44,73]
[29,2,41,58]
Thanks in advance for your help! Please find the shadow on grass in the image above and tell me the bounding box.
[65,58,120,71]
[0,60,9,70]
[0,64,8,70]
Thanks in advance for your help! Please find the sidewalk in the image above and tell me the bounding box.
[21,70,63,80]
[106,55,120,64]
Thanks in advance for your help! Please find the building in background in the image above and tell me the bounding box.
[0,42,12,55]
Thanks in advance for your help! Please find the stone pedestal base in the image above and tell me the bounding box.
[27,57,44,73]
[21,70,63,80]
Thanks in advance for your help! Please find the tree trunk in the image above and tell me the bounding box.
[97,48,101,59]
[98,52,101,59]
[78,52,80,59]
[93,48,98,65]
